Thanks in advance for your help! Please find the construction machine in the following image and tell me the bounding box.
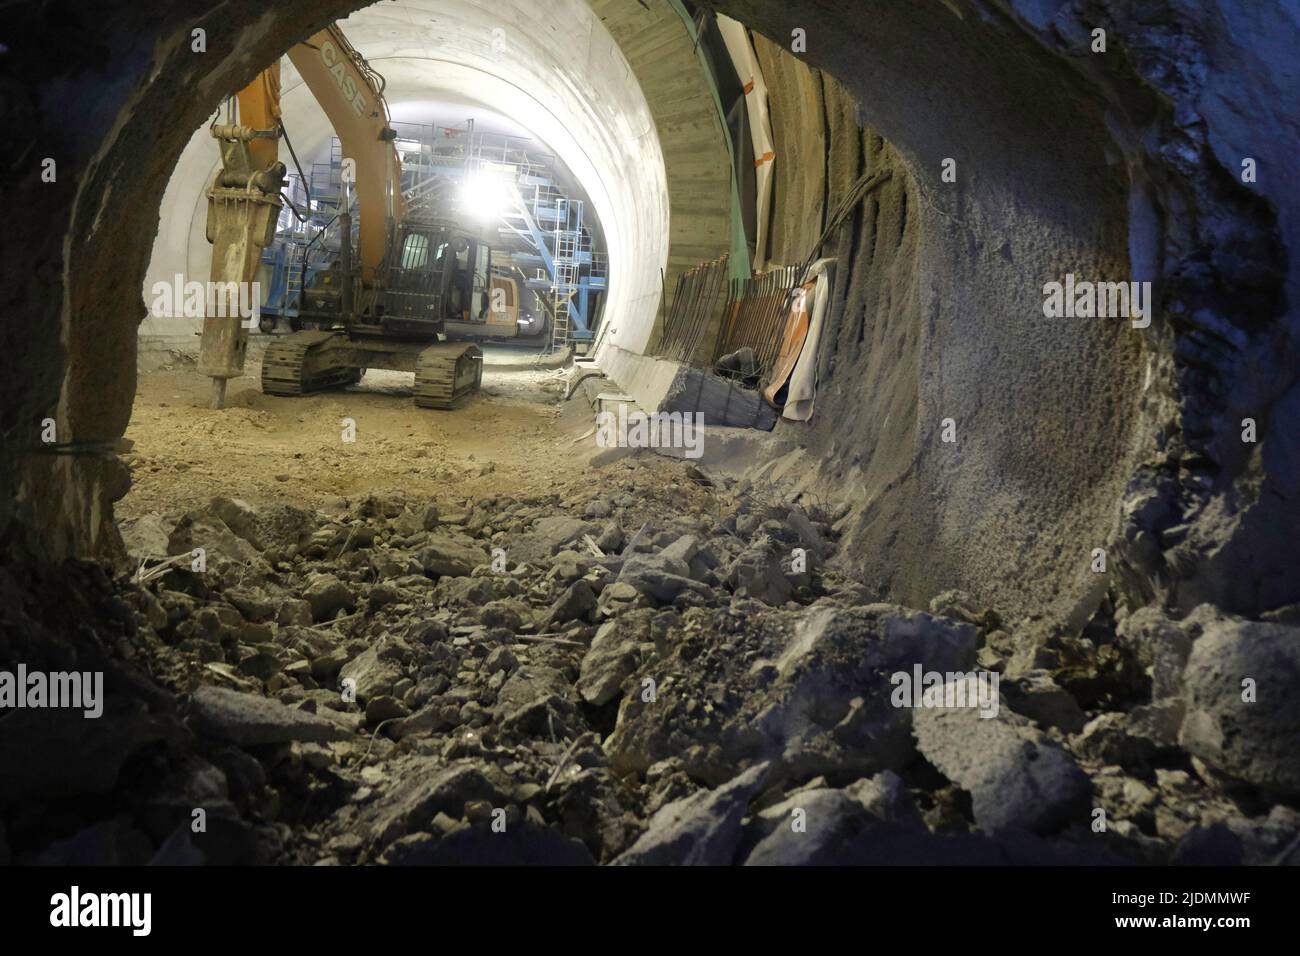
[198,24,518,409]
[197,65,286,409]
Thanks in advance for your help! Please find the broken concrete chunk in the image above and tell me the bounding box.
[614,763,768,865]
[541,580,597,630]
[1179,616,1300,795]
[358,759,509,846]
[913,680,1091,834]
[302,573,355,622]
[1074,712,1158,772]
[338,644,404,703]
[168,514,266,571]
[618,551,712,604]
[1004,668,1086,733]
[118,513,174,559]
[189,685,350,746]
[578,619,640,706]
[1117,606,1192,698]
[210,497,266,550]
[727,542,793,605]
[744,788,877,865]
[843,770,922,825]
[660,534,700,566]
[418,534,488,577]
[784,509,826,555]
[512,516,598,565]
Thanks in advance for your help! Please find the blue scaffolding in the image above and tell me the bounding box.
[260,120,606,347]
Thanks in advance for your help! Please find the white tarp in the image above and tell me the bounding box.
[783,258,836,421]
[717,14,776,273]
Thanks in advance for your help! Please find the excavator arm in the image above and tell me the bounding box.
[287,25,405,281]
[196,64,286,409]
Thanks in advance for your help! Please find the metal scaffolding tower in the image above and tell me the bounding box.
[259,118,606,346]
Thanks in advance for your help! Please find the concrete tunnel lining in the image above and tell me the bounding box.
[144,0,674,356]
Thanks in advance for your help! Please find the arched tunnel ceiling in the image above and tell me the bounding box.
[147,0,740,356]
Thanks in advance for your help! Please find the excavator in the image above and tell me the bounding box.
[197,24,517,410]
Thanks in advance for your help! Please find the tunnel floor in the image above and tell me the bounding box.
[3,350,1291,866]
[120,348,578,522]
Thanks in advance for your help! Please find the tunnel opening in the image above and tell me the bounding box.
[127,10,630,522]
[2,0,1298,873]
[117,0,681,604]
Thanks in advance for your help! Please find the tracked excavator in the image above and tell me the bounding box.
[198,24,507,410]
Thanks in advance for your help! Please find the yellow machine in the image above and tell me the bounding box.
[198,25,524,409]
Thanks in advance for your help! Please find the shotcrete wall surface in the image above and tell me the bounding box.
[703,0,1299,627]
[728,10,1148,628]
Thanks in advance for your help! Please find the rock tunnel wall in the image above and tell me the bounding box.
[730,15,1149,629]
[3,0,375,565]
[705,0,1299,628]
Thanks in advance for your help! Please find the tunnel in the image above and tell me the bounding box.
[1,0,1299,882]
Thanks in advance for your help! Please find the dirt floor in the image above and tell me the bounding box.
[119,346,590,523]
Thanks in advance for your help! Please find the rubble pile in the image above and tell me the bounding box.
[1,456,1296,865]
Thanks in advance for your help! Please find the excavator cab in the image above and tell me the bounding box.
[369,224,493,336]
[370,226,445,331]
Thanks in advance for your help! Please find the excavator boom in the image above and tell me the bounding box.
[287,26,406,281]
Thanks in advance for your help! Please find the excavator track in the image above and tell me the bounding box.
[261,330,359,396]
[414,343,483,409]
